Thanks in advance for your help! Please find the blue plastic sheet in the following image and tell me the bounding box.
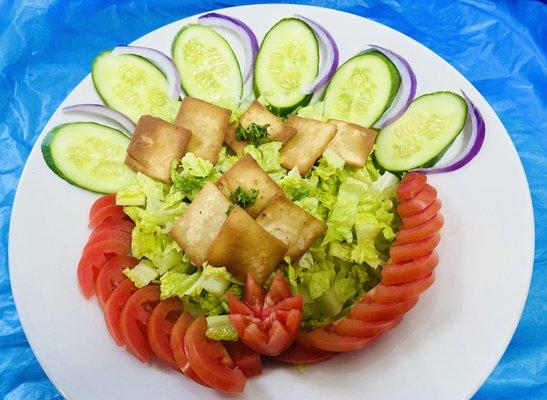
[1,0,545,398]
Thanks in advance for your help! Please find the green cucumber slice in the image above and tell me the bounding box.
[322,50,400,128]
[374,91,468,173]
[92,51,181,123]
[254,18,319,116]
[42,122,136,193]
[172,24,243,110]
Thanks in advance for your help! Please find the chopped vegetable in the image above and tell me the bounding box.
[235,122,270,147]
[123,261,159,288]
[230,186,259,208]
[206,315,239,341]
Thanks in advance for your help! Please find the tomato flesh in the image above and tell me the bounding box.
[85,229,131,252]
[147,297,183,370]
[397,185,437,218]
[350,297,419,322]
[276,341,334,365]
[89,194,116,222]
[95,255,138,308]
[104,279,138,346]
[89,204,127,229]
[223,341,262,378]
[395,214,444,245]
[396,172,427,201]
[367,272,436,303]
[304,327,378,352]
[390,234,440,264]
[402,199,442,228]
[381,252,439,285]
[335,316,403,338]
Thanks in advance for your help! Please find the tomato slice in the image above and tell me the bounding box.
[104,279,138,346]
[223,341,262,378]
[170,313,211,387]
[367,272,435,303]
[89,204,127,229]
[85,229,131,251]
[397,185,437,218]
[244,273,265,314]
[89,194,117,222]
[264,272,292,308]
[350,297,419,322]
[77,239,130,299]
[395,214,444,245]
[304,328,378,352]
[402,199,442,229]
[95,255,138,308]
[276,341,335,365]
[381,252,439,285]
[390,233,440,264]
[93,219,134,234]
[184,316,246,394]
[334,316,403,338]
[147,297,184,370]
[120,285,161,363]
[396,172,427,201]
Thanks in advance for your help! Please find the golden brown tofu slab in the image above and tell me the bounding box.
[327,119,377,168]
[206,207,288,284]
[174,97,231,164]
[169,182,231,266]
[216,154,284,218]
[125,115,191,183]
[256,194,327,261]
[224,101,296,155]
[280,116,337,175]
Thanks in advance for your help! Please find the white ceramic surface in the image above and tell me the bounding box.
[9,4,534,400]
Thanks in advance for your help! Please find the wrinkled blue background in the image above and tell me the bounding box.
[1,0,545,398]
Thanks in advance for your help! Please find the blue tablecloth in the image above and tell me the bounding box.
[1,1,545,398]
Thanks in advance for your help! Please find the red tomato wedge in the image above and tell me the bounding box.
[367,272,435,303]
[184,316,246,394]
[93,219,134,234]
[402,199,442,229]
[334,316,403,338]
[390,233,440,264]
[104,279,138,346]
[95,255,138,309]
[304,327,379,352]
[89,204,127,229]
[228,273,303,356]
[77,239,130,299]
[223,341,262,378]
[170,313,211,387]
[396,172,427,201]
[147,297,184,370]
[85,229,131,252]
[89,194,116,221]
[120,285,161,363]
[276,341,334,365]
[350,297,419,322]
[395,214,444,245]
[397,185,437,218]
[381,252,439,285]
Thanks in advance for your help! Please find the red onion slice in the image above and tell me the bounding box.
[412,92,485,174]
[296,15,339,95]
[62,104,136,135]
[198,12,259,83]
[112,45,181,100]
[365,45,417,129]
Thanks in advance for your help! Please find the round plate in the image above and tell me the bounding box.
[9,4,534,400]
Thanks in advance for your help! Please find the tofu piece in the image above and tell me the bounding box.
[206,207,288,284]
[280,116,337,175]
[224,101,296,155]
[256,194,327,261]
[216,154,284,218]
[169,182,231,266]
[125,115,191,183]
[174,97,231,164]
[327,119,377,168]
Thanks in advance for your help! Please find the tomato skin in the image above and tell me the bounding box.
[85,229,131,252]
[184,316,246,394]
[395,214,444,245]
[390,233,440,264]
[397,172,427,201]
[397,185,437,217]
[89,194,117,222]
[147,297,183,371]
[77,239,130,299]
[402,199,442,229]
[227,293,254,316]
[223,341,262,378]
[381,252,439,285]
[367,273,435,303]
[244,273,265,314]
[264,272,292,308]
[304,328,379,352]
[95,255,138,308]
[89,204,127,229]
[276,341,334,365]
[104,279,138,346]
[93,219,134,234]
[120,285,161,363]
[350,297,419,322]
[334,316,403,338]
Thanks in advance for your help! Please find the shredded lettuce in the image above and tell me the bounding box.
[206,315,239,341]
[171,153,220,200]
[296,101,325,121]
[244,142,285,181]
[124,261,159,288]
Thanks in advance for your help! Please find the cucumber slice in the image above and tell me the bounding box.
[42,122,136,193]
[374,91,468,173]
[172,24,243,110]
[323,51,400,128]
[92,51,181,123]
[254,18,319,116]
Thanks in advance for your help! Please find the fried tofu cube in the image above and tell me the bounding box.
[280,116,337,175]
[224,101,296,155]
[327,119,377,168]
[206,207,288,284]
[256,194,327,261]
[216,154,284,218]
[169,182,231,266]
[125,115,191,183]
[174,97,231,164]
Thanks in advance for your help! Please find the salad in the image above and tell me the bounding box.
[41,12,484,394]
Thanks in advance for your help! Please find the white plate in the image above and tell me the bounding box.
[9,4,534,400]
